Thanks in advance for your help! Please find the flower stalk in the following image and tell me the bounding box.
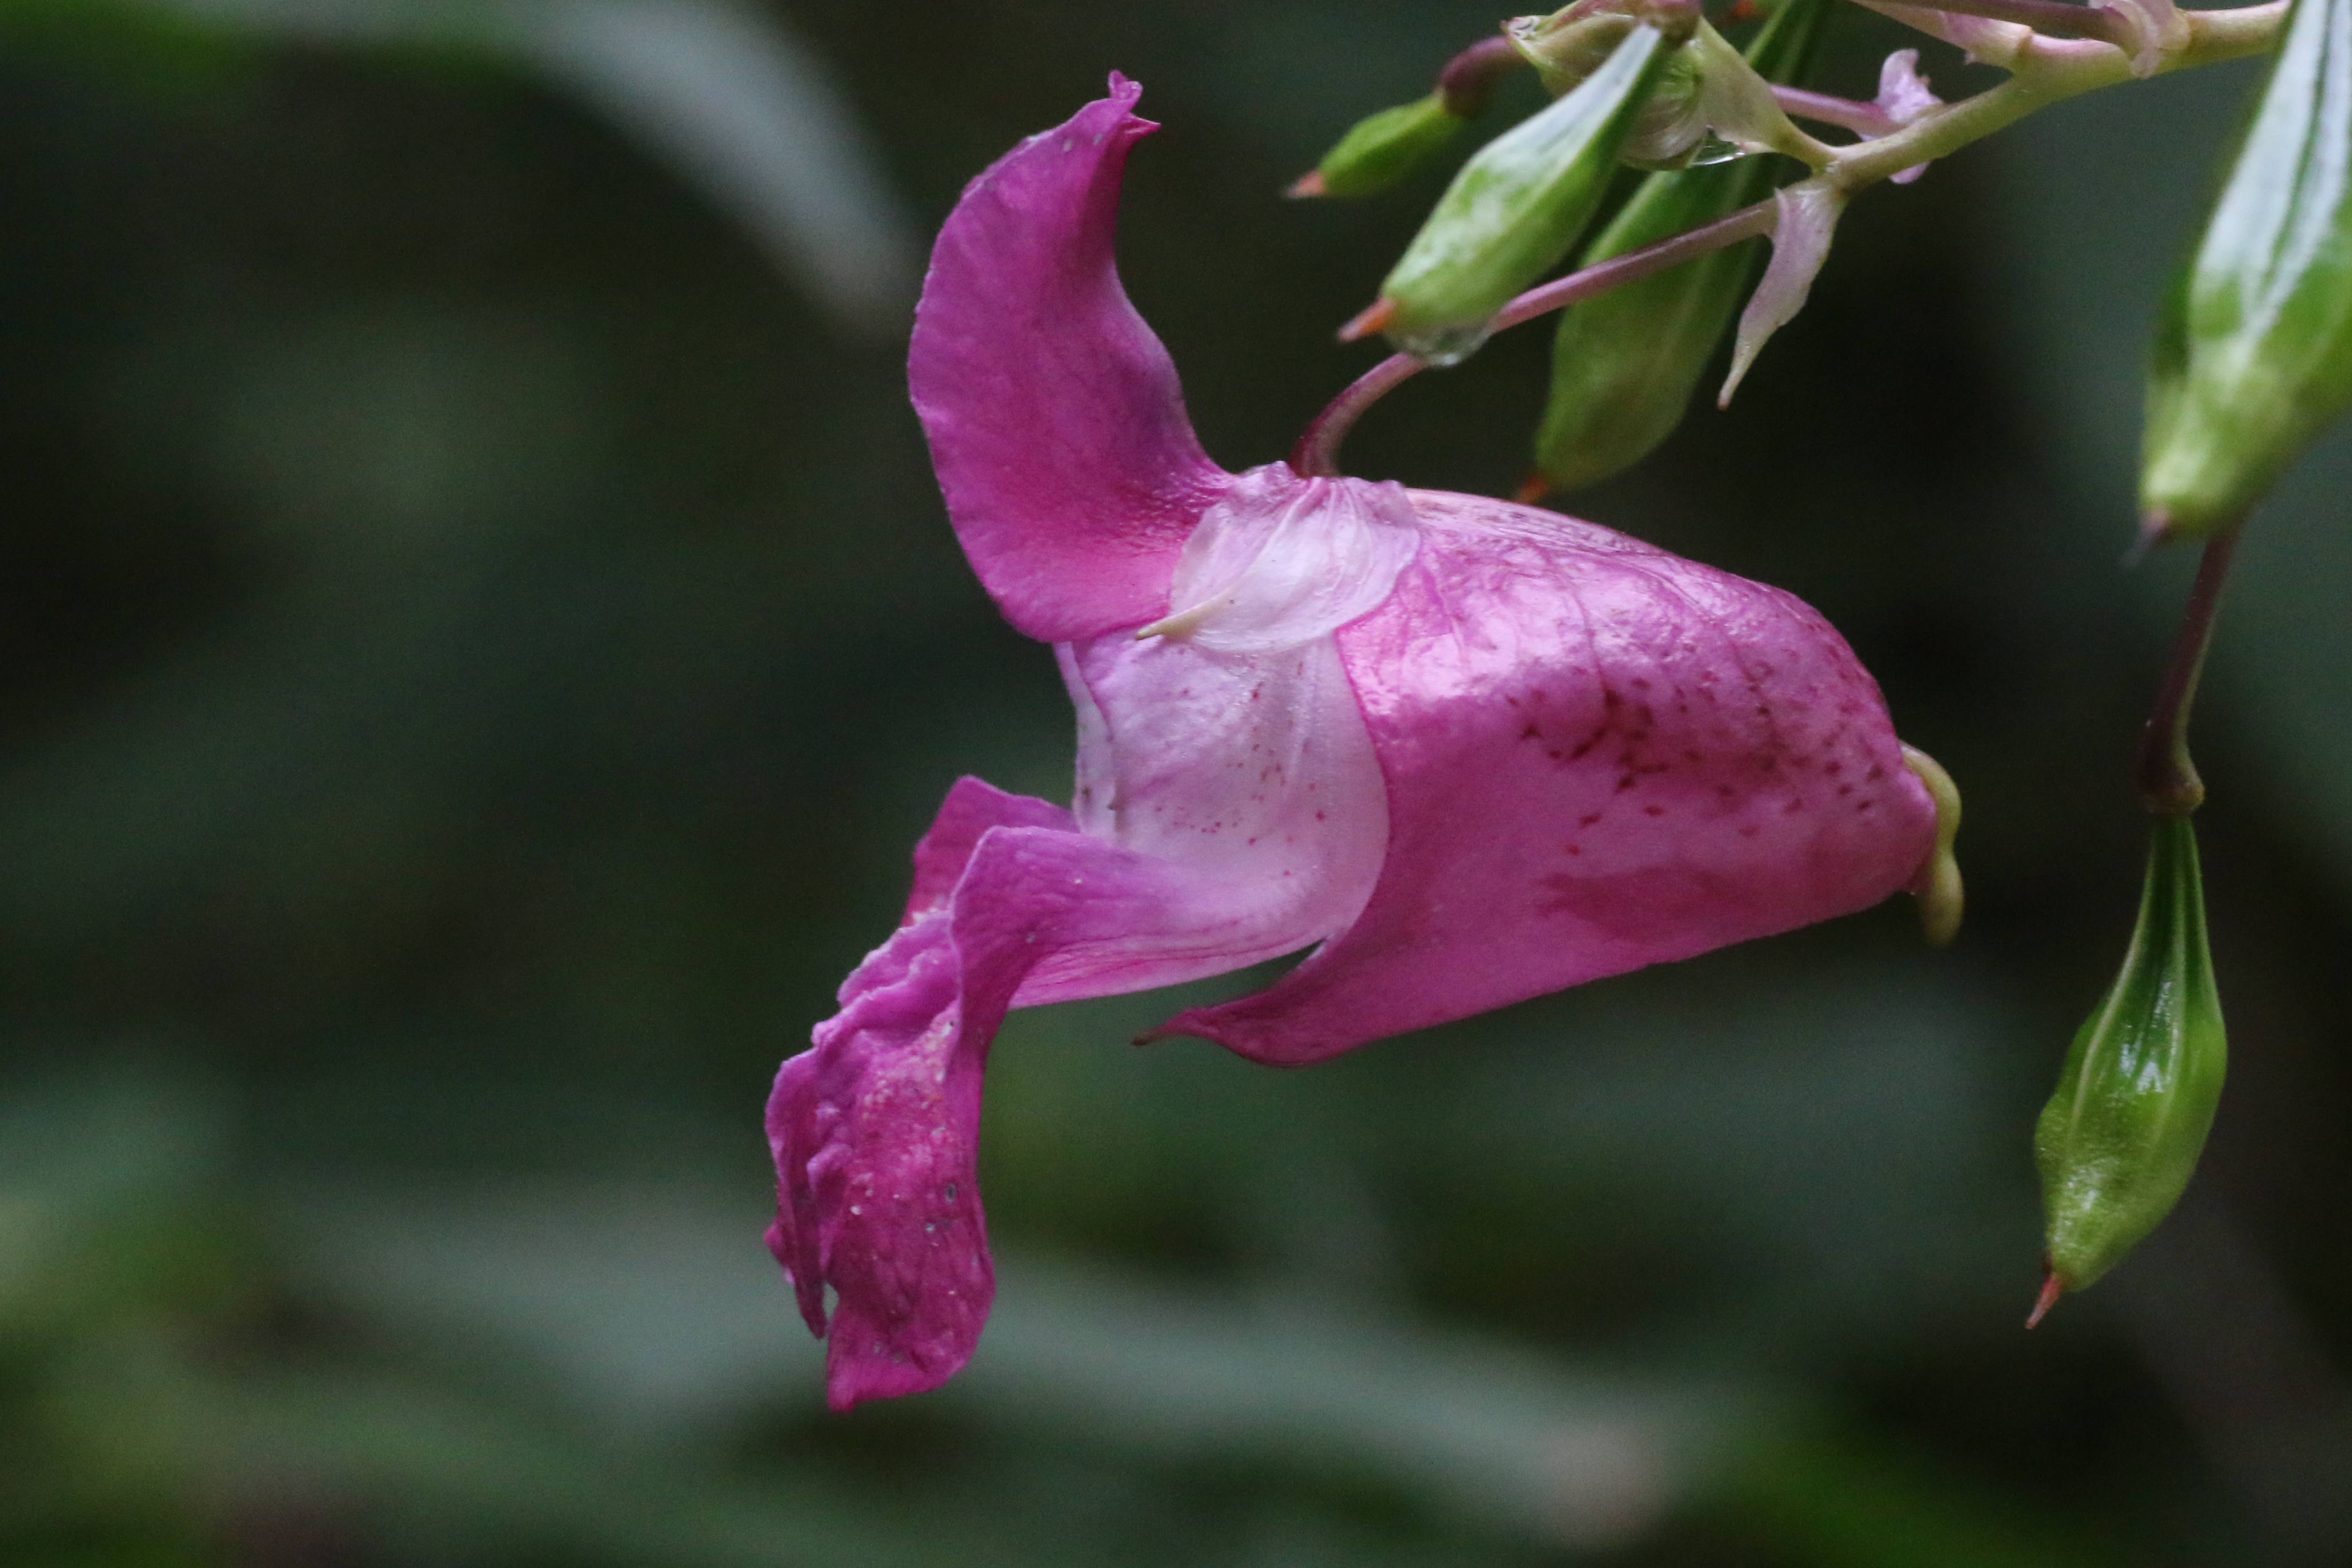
[1867,0,2137,47]
[1772,83,1903,135]
[1299,0,2291,471]
[2136,529,2242,819]
[1295,199,1777,475]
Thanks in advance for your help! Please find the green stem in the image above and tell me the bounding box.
[1825,2,2289,190]
[1290,1,2292,471]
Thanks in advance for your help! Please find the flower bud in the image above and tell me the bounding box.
[1531,0,1824,491]
[2141,0,2352,542]
[1374,1,1696,364]
[1293,93,1464,199]
[2032,816,2225,1313]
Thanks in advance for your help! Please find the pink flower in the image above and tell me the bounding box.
[768,75,1940,1410]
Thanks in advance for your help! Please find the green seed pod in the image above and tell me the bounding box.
[2033,816,2226,1310]
[2141,0,2352,541]
[1294,93,1464,200]
[1531,0,1825,492]
[1376,2,1695,365]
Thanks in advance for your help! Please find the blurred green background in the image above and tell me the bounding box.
[0,1,2348,1564]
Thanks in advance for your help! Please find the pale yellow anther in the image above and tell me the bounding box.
[1135,602,1217,641]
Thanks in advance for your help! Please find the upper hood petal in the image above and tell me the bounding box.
[1165,491,1940,1065]
[909,75,1231,643]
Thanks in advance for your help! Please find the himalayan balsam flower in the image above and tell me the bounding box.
[769,76,1940,1410]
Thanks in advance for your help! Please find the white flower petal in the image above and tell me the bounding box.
[1146,466,1421,655]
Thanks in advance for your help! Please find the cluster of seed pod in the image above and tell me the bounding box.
[1294,0,2352,1319]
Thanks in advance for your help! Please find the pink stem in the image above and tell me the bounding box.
[1870,0,2133,46]
[1772,84,1900,136]
[1290,198,1779,478]
[1438,36,1524,117]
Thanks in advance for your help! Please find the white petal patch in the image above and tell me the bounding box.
[1036,472,1419,997]
[1140,465,1421,654]
[1040,629,1391,997]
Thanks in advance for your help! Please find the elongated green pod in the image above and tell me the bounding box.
[2033,816,2226,1309]
[1293,39,1526,199]
[1376,3,1694,365]
[2142,0,2352,540]
[1531,0,1824,491]
[1296,94,1464,200]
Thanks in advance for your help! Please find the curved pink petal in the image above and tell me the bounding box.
[909,75,1231,643]
[1163,491,1938,1065]
[768,906,985,1407]
[772,568,1395,1404]
[771,826,1349,1408]
[906,776,1073,919]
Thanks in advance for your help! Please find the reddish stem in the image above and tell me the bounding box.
[1291,198,1777,478]
[1874,0,2135,46]
[1773,84,1900,136]
[2135,528,2241,819]
[1438,36,1525,117]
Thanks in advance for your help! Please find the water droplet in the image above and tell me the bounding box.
[1686,133,1747,167]
[1392,320,1492,367]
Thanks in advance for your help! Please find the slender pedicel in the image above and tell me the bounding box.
[1872,0,2136,46]
[1438,34,1526,117]
[2136,529,2241,818]
[1772,84,1900,136]
[1295,199,1775,476]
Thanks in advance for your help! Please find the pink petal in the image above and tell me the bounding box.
[1874,49,1942,124]
[768,906,987,1408]
[1719,179,1846,407]
[1848,1,2022,66]
[773,826,1360,1408]
[1162,491,1938,1065]
[905,776,1073,919]
[908,75,1231,644]
[774,516,1401,1403]
[1872,50,1942,184]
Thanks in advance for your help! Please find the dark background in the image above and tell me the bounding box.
[1,1,2348,1564]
